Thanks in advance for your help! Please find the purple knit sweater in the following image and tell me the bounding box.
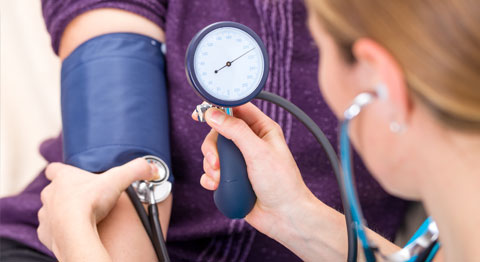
[0,0,407,261]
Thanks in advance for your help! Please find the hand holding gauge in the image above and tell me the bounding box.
[186,21,269,218]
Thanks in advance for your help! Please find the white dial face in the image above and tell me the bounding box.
[193,27,265,101]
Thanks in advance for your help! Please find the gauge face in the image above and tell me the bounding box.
[186,22,268,107]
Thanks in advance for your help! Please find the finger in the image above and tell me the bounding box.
[201,130,219,169]
[200,173,218,191]
[104,158,155,191]
[45,162,65,181]
[192,110,199,121]
[192,101,211,122]
[204,108,264,156]
[201,129,218,155]
[37,206,45,222]
[40,185,51,204]
[37,224,48,250]
[233,102,282,137]
[36,208,50,250]
[202,157,211,173]
[203,157,220,182]
[45,162,88,181]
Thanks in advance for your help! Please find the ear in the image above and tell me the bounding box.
[352,38,411,125]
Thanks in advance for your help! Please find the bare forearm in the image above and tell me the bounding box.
[50,193,171,262]
[52,215,111,262]
[97,193,172,262]
[40,161,170,262]
[271,195,400,261]
[58,231,110,262]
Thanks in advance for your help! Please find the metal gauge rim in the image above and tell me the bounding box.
[186,21,269,107]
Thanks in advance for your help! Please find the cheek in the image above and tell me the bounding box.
[352,116,399,194]
[353,115,392,177]
[317,49,354,119]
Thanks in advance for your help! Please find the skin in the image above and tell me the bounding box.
[38,159,158,261]
[38,9,170,262]
[196,11,480,262]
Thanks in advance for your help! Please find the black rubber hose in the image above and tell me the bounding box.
[128,90,357,261]
[256,91,358,262]
[126,186,171,262]
[148,203,171,262]
[126,186,153,239]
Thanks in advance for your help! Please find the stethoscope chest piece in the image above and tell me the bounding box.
[132,155,172,204]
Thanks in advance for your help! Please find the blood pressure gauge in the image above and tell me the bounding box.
[186,21,268,107]
[186,22,269,218]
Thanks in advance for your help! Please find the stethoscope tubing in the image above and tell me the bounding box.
[255,91,359,262]
[340,92,440,262]
[126,185,170,262]
[148,201,170,262]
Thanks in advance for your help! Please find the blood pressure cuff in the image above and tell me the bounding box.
[61,32,173,181]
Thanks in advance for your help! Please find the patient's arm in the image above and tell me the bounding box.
[59,8,165,59]
[58,9,171,262]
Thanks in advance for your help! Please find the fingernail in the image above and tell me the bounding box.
[206,152,217,167]
[209,110,226,125]
[150,163,161,180]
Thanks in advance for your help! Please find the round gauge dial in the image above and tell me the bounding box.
[186,22,269,107]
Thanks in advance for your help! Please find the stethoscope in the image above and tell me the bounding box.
[127,155,172,262]
[340,90,440,261]
[128,21,440,262]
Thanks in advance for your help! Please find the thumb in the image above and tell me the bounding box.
[204,108,263,157]
[104,158,156,192]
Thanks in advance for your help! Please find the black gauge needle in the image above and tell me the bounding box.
[214,47,255,74]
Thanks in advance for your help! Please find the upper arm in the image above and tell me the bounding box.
[47,4,170,261]
[42,0,167,59]
[58,8,165,60]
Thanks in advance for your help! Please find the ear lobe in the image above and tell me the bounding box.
[353,38,411,126]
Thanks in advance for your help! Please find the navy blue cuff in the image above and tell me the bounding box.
[61,33,173,182]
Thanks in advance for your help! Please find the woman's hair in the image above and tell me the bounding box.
[307,0,480,130]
